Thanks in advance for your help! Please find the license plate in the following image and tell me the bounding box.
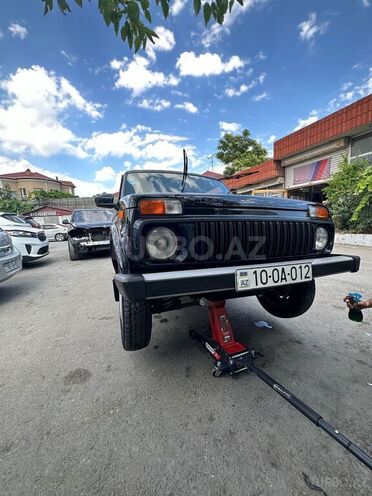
[82,240,110,246]
[236,263,312,291]
[91,240,109,246]
[3,259,21,273]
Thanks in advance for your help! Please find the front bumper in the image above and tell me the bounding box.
[114,254,360,303]
[11,237,49,262]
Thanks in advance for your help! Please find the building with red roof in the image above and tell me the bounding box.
[274,94,372,201]
[223,159,285,196]
[0,168,76,198]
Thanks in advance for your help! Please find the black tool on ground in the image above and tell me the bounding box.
[190,300,372,471]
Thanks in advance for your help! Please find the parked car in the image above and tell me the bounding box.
[21,216,42,229]
[0,228,22,284]
[0,215,49,262]
[64,208,114,260]
[42,223,68,241]
[95,169,360,351]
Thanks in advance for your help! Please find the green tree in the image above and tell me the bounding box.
[324,157,372,233]
[216,129,268,177]
[30,190,75,200]
[0,184,34,214]
[42,0,245,53]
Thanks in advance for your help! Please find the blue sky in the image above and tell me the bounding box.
[0,0,371,195]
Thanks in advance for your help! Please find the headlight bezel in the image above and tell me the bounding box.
[315,226,329,251]
[146,226,178,261]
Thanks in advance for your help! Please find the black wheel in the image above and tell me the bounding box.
[119,294,152,351]
[68,240,82,261]
[55,233,65,242]
[257,280,316,319]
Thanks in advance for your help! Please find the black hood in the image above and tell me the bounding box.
[125,193,312,212]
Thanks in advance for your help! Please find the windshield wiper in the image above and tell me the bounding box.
[181,148,188,193]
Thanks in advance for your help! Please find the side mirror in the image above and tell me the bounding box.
[95,193,117,209]
[62,219,70,225]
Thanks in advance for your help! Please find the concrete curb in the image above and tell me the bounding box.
[335,233,372,247]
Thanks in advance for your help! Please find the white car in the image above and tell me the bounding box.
[0,216,49,262]
[42,223,68,242]
[0,228,22,283]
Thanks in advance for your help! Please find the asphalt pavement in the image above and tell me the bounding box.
[0,242,371,495]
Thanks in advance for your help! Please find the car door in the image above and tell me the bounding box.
[43,224,56,240]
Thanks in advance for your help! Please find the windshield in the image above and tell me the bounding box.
[123,172,229,195]
[72,209,114,224]
[1,214,28,224]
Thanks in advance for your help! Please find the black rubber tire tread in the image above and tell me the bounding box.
[120,295,152,351]
[55,233,65,241]
[68,240,82,261]
[257,280,316,318]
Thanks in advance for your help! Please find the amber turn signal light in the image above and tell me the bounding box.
[308,205,330,219]
[139,199,182,215]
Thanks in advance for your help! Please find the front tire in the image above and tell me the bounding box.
[257,280,316,318]
[68,240,82,261]
[55,233,65,242]
[119,294,152,351]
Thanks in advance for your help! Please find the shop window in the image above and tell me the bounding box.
[350,131,372,162]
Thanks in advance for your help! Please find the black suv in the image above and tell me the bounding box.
[64,208,114,260]
[95,170,360,351]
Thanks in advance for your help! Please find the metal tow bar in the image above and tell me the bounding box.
[190,300,372,471]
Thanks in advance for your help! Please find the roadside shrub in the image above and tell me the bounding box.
[324,157,372,234]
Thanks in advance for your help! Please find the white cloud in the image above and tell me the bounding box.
[176,52,245,77]
[201,0,267,47]
[267,135,276,144]
[146,26,175,61]
[257,72,266,84]
[225,84,250,97]
[294,110,319,131]
[84,125,199,171]
[219,121,241,133]
[94,166,117,183]
[171,0,187,15]
[327,66,372,112]
[298,13,329,43]
[339,90,355,101]
[362,0,370,7]
[225,72,265,97]
[60,50,78,66]
[174,101,198,113]
[8,23,28,39]
[137,98,171,111]
[0,155,106,197]
[111,56,179,96]
[255,51,267,61]
[253,91,268,102]
[0,65,103,157]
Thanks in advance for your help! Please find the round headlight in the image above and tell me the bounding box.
[315,226,328,250]
[146,227,178,260]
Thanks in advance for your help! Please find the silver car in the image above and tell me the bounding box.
[0,228,22,284]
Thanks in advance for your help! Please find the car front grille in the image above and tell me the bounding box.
[38,232,47,241]
[91,230,110,242]
[191,220,316,262]
[37,246,49,255]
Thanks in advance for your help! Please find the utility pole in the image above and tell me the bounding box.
[208,153,217,171]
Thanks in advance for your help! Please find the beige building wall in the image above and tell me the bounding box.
[0,178,62,197]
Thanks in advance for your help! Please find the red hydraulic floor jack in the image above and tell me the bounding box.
[190,300,372,470]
